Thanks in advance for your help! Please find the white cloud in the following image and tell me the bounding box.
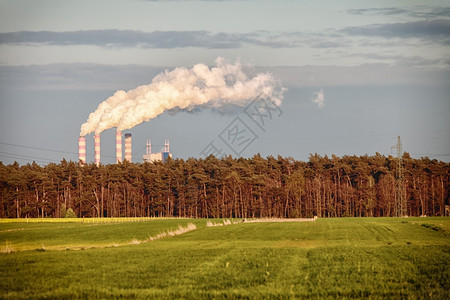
[311,89,325,108]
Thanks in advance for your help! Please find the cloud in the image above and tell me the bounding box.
[0,30,306,49]
[347,6,450,19]
[2,20,448,53]
[311,89,324,108]
[0,30,239,49]
[341,19,450,40]
[351,53,449,68]
[0,29,356,50]
[3,19,449,52]
[347,7,408,16]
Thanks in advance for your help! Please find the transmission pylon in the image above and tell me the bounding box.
[391,136,406,217]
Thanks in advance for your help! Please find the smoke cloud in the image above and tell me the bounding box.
[80,57,284,136]
[311,89,325,108]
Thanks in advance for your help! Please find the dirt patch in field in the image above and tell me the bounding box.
[244,217,318,223]
[206,217,318,227]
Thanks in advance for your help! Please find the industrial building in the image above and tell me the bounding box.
[143,139,172,163]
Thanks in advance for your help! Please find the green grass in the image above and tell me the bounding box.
[0,217,449,299]
[0,218,200,251]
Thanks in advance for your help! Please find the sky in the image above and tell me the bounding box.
[0,0,449,165]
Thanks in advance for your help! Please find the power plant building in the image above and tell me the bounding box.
[143,139,172,163]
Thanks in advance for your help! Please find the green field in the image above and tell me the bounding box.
[0,218,449,299]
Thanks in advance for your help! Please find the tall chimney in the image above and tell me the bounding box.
[164,139,170,152]
[146,139,151,155]
[78,136,86,164]
[116,131,122,163]
[124,133,132,162]
[94,134,101,166]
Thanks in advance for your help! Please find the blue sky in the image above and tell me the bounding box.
[0,0,449,164]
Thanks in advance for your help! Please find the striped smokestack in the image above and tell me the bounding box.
[116,131,122,163]
[94,134,101,166]
[124,133,132,162]
[78,136,86,164]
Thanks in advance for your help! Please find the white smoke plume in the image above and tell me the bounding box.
[80,57,285,136]
[311,89,325,108]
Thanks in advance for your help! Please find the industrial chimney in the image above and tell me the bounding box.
[146,139,151,155]
[124,133,132,162]
[164,139,170,153]
[116,131,123,163]
[94,134,101,166]
[78,136,86,164]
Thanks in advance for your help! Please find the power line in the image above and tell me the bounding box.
[0,141,77,155]
[0,151,60,162]
[0,141,119,159]
[0,153,58,164]
[410,153,450,157]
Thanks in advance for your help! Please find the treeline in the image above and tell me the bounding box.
[0,153,448,219]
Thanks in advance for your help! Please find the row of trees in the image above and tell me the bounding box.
[0,153,448,219]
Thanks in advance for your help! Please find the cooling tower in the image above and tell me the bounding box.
[124,133,132,162]
[116,131,123,163]
[78,136,86,164]
[94,134,100,166]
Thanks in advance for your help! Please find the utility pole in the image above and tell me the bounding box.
[391,136,406,217]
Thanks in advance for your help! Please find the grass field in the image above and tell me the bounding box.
[0,217,449,299]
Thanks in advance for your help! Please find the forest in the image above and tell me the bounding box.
[0,153,448,219]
